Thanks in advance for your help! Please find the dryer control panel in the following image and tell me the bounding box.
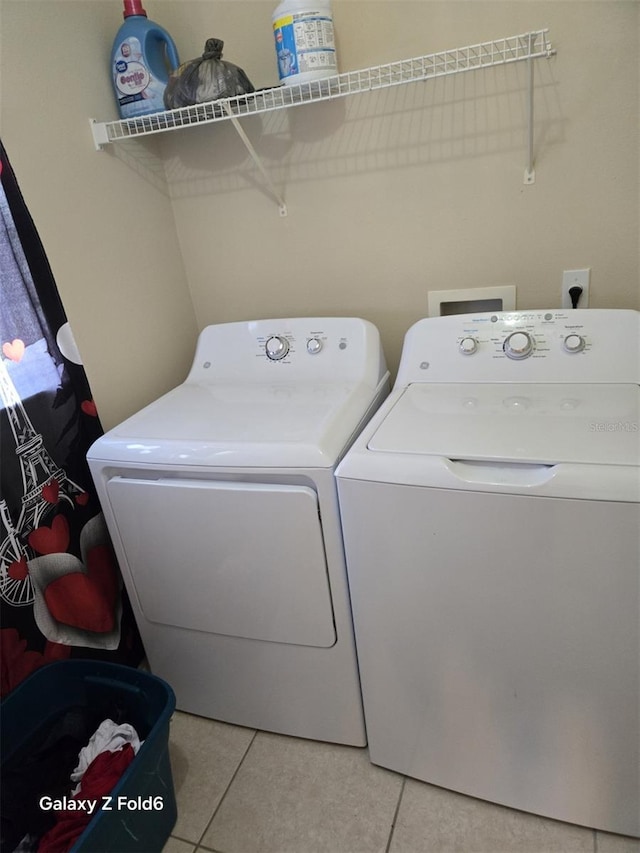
[186,317,389,387]
[396,309,639,386]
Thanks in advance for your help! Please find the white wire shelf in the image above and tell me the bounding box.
[90,30,554,148]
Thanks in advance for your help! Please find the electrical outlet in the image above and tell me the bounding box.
[561,269,590,309]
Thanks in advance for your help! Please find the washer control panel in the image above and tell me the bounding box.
[452,312,594,362]
[396,309,639,385]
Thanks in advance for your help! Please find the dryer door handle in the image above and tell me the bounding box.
[445,458,558,488]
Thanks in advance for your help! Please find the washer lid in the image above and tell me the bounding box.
[368,383,640,466]
[89,380,380,467]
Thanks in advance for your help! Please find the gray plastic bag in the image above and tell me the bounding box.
[164,38,255,109]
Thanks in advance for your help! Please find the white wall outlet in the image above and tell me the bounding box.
[561,269,590,309]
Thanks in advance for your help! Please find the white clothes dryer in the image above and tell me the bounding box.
[336,309,639,835]
[88,318,389,746]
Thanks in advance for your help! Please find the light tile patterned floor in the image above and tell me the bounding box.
[163,711,639,853]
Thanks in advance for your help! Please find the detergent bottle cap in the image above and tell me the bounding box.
[123,0,147,18]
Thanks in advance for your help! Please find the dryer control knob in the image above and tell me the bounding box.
[504,331,534,360]
[265,335,290,360]
[459,337,478,355]
[307,338,323,355]
[563,334,586,353]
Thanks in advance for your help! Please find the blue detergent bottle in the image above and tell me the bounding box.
[111,0,180,119]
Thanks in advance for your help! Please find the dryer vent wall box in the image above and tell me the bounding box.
[87,317,390,747]
[427,285,516,317]
[336,309,640,838]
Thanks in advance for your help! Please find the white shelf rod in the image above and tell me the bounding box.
[221,102,288,216]
[524,32,537,185]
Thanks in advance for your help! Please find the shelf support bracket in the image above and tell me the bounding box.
[524,35,536,185]
[90,119,109,151]
[222,104,288,216]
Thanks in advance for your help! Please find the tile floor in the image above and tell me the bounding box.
[161,711,640,853]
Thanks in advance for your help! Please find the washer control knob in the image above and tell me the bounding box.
[563,333,586,353]
[307,337,323,355]
[504,331,534,360]
[459,337,478,355]
[265,335,289,361]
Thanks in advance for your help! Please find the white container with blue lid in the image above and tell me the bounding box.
[272,0,338,86]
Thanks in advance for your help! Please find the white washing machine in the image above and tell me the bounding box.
[336,309,639,835]
[88,317,389,746]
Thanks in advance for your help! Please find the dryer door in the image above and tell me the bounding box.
[106,477,336,647]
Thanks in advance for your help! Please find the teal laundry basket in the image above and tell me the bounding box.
[1,660,177,852]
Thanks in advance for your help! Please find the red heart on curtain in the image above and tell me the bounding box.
[44,573,115,633]
[2,339,25,362]
[8,557,28,581]
[43,543,119,633]
[75,493,89,506]
[42,479,60,504]
[28,515,70,555]
[80,400,98,417]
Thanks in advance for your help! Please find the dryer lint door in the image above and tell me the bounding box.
[106,477,336,647]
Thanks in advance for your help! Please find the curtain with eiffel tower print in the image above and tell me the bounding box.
[0,142,143,697]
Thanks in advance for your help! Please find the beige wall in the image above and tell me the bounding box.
[161,0,640,375]
[2,0,639,420]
